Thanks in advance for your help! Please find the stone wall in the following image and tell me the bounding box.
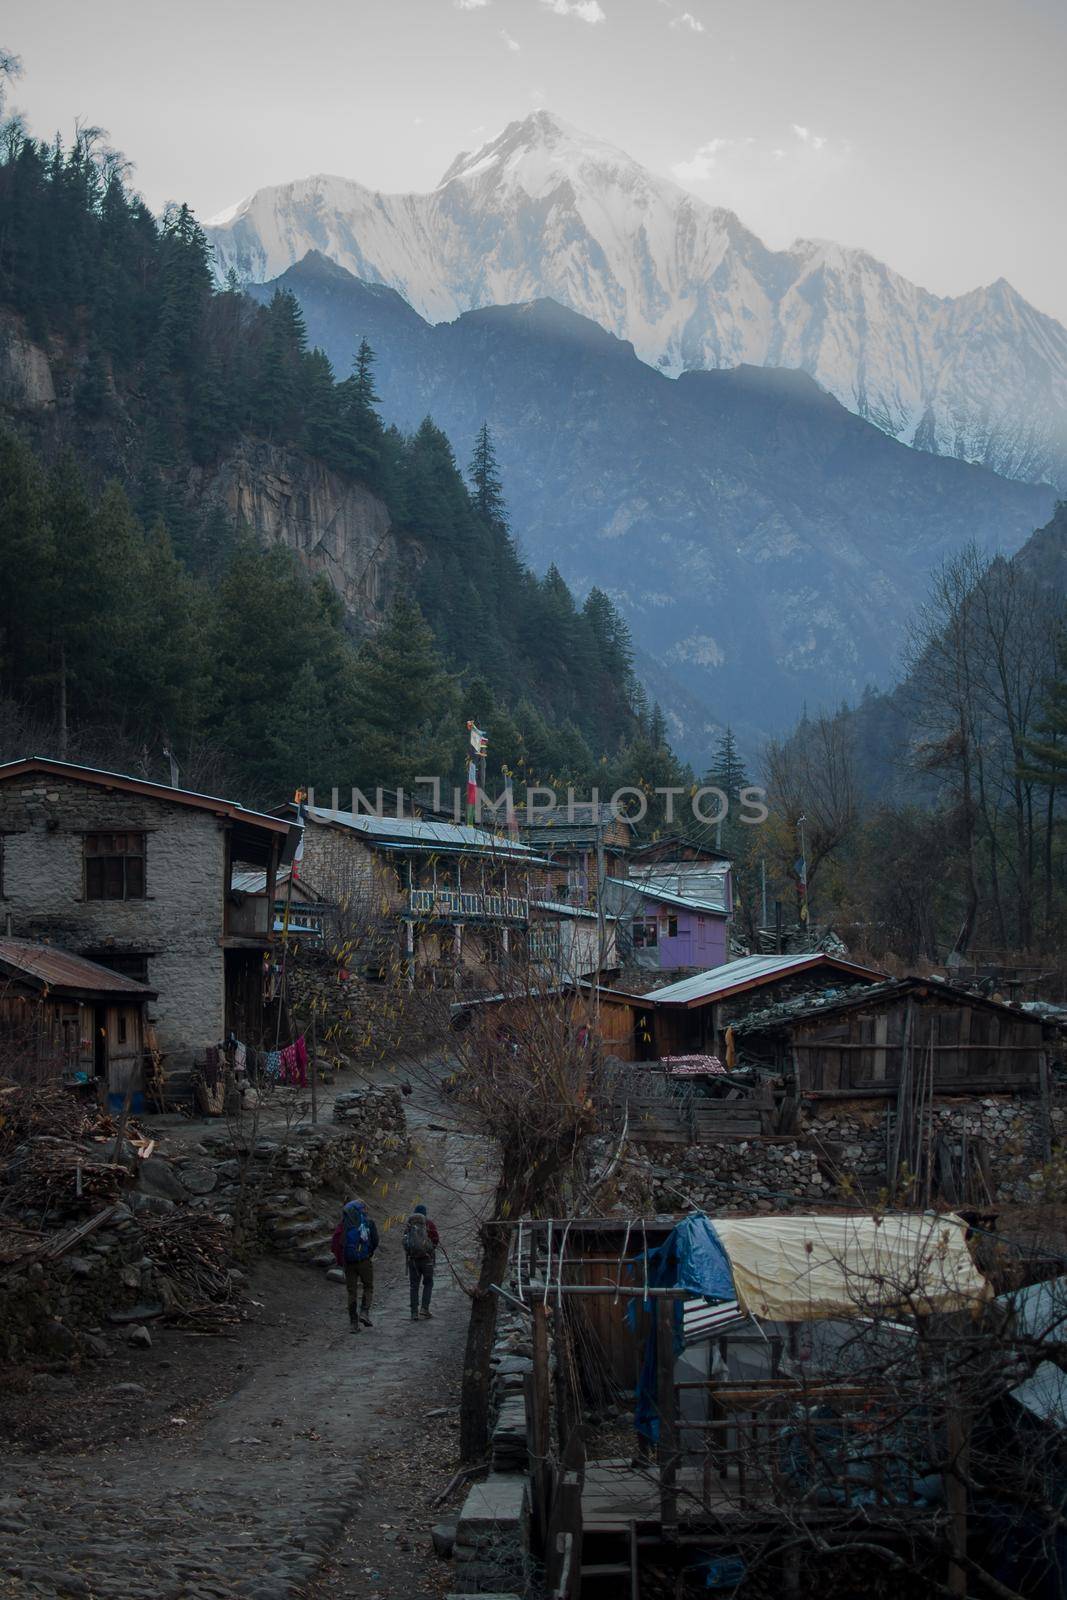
[0,1201,228,1364]
[607,1093,1066,1215]
[614,1136,832,1216]
[451,1304,536,1595]
[0,774,231,1066]
[801,1095,1066,1205]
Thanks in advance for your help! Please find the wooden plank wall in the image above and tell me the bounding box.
[793,997,1044,1094]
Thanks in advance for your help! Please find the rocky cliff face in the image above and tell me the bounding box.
[0,312,56,412]
[0,313,402,640]
[204,440,401,633]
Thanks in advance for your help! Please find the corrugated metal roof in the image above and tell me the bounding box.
[0,939,156,997]
[306,806,542,860]
[532,899,619,921]
[606,877,730,917]
[0,756,291,833]
[642,952,884,1007]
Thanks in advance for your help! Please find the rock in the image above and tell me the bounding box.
[109,1382,149,1397]
[137,1157,187,1201]
[43,1319,77,1357]
[107,1302,165,1325]
[127,1191,176,1216]
[178,1161,218,1196]
[431,1522,457,1558]
[326,1267,345,1283]
[127,1324,152,1349]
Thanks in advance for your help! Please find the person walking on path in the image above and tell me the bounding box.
[403,1203,439,1322]
[331,1196,379,1332]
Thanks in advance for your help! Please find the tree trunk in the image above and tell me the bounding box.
[57,640,68,759]
[459,1222,511,1462]
[1044,782,1055,942]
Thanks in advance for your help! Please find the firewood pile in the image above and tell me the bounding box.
[0,1085,147,1216]
[137,1212,245,1332]
[0,1084,146,1148]
[2,1137,133,1215]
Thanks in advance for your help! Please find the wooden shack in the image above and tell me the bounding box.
[644,952,884,1059]
[0,937,156,1096]
[451,981,654,1062]
[740,976,1055,1097]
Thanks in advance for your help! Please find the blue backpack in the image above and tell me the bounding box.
[343,1205,372,1263]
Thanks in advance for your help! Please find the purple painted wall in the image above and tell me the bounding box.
[636,893,728,970]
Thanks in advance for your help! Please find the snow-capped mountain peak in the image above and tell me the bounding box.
[205,111,1067,488]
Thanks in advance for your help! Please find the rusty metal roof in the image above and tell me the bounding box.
[0,939,157,998]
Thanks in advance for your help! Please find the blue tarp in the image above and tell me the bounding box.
[626,1214,737,1442]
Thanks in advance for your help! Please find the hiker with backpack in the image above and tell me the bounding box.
[403,1203,440,1322]
[331,1196,380,1332]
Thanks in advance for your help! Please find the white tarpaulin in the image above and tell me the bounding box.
[712,1213,989,1321]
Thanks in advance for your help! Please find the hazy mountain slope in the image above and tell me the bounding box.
[251,254,1055,741]
[210,111,1067,489]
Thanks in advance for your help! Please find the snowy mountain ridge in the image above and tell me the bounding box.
[206,110,1067,488]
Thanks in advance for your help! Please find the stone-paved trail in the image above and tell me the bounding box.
[0,1073,488,1600]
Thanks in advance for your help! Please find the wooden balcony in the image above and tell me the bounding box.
[408,888,528,922]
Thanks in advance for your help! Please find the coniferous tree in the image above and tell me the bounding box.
[349,595,460,792]
[468,422,508,533]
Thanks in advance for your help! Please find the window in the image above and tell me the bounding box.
[117,1014,128,1045]
[632,918,658,949]
[667,916,679,938]
[84,833,146,900]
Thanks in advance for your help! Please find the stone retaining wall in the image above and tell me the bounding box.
[608,1093,1065,1214]
[451,1305,536,1594]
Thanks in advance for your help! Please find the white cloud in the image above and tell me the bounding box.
[672,135,752,186]
[670,11,705,31]
[454,0,490,9]
[539,0,607,22]
[792,123,826,150]
[501,28,521,49]
[671,125,854,245]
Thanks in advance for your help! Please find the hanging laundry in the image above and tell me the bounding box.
[234,1041,247,1075]
[264,1050,282,1078]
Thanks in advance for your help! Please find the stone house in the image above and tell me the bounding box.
[0,757,296,1070]
[289,803,554,989]
[521,802,635,908]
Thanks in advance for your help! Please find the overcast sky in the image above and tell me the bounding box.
[5,0,1066,323]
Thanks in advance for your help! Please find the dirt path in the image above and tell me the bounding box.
[0,1068,491,1600]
